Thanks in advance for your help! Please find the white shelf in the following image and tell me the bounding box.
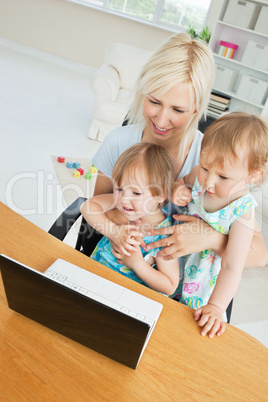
[217,20,268,38]
[244,0,268,5]
[213,54,268,75]
[212,87,265,109]
[210,0,268,118]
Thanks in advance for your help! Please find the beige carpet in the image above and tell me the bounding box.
[52,155,97,206]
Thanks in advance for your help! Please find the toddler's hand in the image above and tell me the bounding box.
[194,303,226,338]
[112,244,143,269]
[171,182,192,206]
[114,224,142,256]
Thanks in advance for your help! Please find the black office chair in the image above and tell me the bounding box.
[48,197,103,257]
[48,196,233,323]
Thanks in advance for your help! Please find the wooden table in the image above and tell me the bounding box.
[0,202,267,401]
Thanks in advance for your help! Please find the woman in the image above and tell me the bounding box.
[87,33,267,267]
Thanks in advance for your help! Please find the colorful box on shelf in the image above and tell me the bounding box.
[217,41,238,59]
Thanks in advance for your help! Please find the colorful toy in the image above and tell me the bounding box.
[73,162,81,169]
[85,172,92,180]
[66,162,74,168]
[77,168,84,175]
[90,166,97,174]
[57,156,65,163]
[73,170,81,178]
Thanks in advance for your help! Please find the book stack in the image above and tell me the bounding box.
[207,93,231,119]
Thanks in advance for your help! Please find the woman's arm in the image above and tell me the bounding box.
[80,193,117,237]
[80,195,141,255]
[143,215,227,258]
[93,170,113,196]
[245,220,268,267]
[144,215,267,268]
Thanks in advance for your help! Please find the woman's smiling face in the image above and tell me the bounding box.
[143,82,196,142]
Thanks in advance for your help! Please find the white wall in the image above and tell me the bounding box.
[0,0,222,68]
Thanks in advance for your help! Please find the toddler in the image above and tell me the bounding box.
[172,112,268,337]
[81,143,180,295]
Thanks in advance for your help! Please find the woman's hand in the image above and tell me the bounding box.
[142,215,267,267]
[142,214,228,260]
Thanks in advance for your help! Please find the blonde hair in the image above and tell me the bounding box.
[112,143,175,200]
[201,112,268,181]
[127,33,214,158]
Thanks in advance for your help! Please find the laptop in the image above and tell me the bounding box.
[0,255,163,369]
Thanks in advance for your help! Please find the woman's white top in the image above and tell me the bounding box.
[92,124,203,180]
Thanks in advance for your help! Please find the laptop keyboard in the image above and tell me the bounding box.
[44,269,154,327]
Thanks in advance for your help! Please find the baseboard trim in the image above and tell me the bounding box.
[0,37,97,75]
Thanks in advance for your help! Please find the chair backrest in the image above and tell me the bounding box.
[75,218,103,256]
[48,197,103,256]
[104,43,152,90]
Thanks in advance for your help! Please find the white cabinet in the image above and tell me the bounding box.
[209,0,268,118]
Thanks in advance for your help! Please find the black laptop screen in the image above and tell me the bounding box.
[0,256,150,369]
